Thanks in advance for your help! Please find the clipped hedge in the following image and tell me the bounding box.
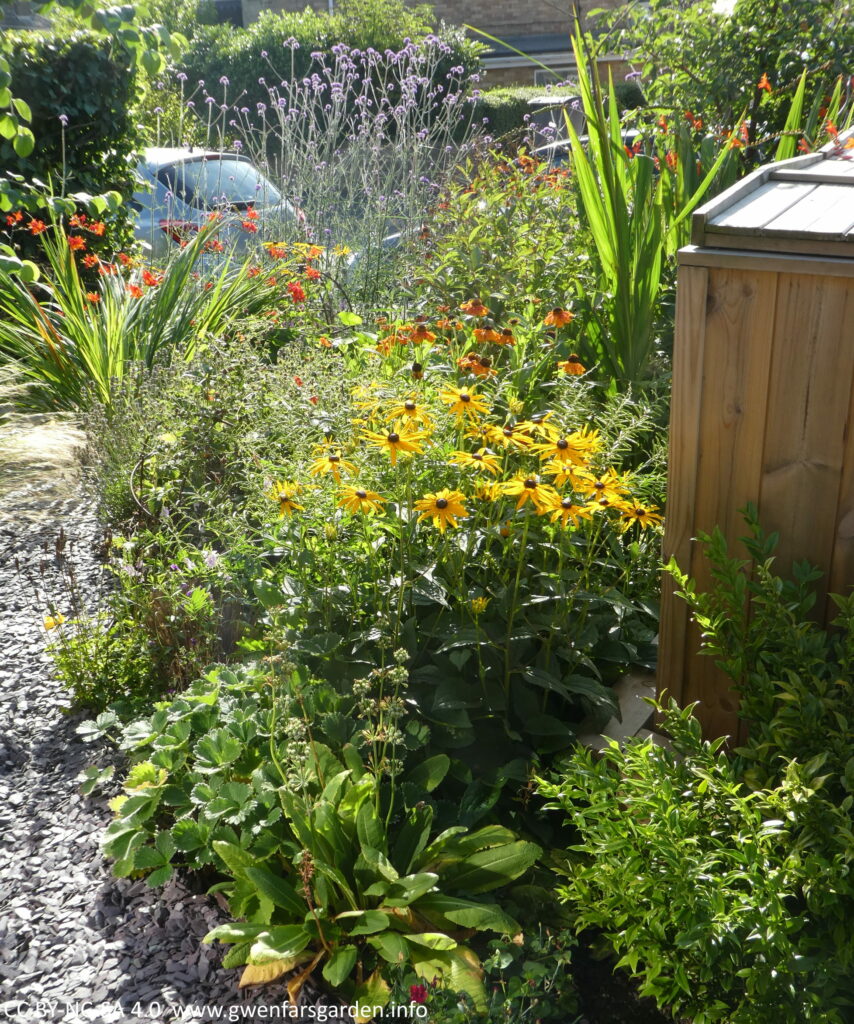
[177,10,482,116]
[0,30,142,257]
[472,80,646,144]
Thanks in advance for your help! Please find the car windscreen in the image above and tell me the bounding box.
[156,158,282,210]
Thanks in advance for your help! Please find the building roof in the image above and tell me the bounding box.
[482,33,572,57]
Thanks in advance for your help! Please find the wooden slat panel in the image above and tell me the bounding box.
[678,244,854,279]
[823,279,854,602]
[708,181,815,230]
[758,276,854,608]
[685,268,779,739]
[658,266,709,710]
[773,165,854,184]
[763,184,854,234]
[698,231,854,258]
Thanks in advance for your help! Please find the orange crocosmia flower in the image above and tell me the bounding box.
[544,308,573,328]
[247,266,260,277]
[266,276,278,286]
[245,207,259,220]
[241,220,258,233]
[69,214,85,227]
[127,284,143,299]
[82,253,100,268]
[99,263,119,276]
[307,245,324,260]
[88,221,106,236]
[757,73,772,93]
[28,219,47,235]
[798,138,812,154]
[558,354,586,376]
[86,292,100,304]
[68,236,86,251]
[117,252,133,266]
[305,266,321,281]
[142,269,161,287]
[319,336,332,348]
[460,298,490,317]
[267,245,287,259]
[665,151,678,171]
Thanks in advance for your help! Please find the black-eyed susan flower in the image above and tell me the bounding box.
[361,424,427,465]
[309,452,358,483]
[43,613,67,630]
[460,298,490,317]
[449,448,501,475]
[480,423,532,451]
[474,480,503,502]
[544,308,574,327]
[557,354,586,375]
[576,468,630,504]
[414,489,468,533]
[500,474,560,513]
[439,386,490,420]
[620,500,664,530]
[338,486,387,516]
[541,459,589,489]
[410,362,424,380]
[532,435,589,465]
[545,495,594,528]
[386,397,433,428]
[268,480,304,517]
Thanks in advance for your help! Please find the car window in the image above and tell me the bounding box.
[155,158,282,210]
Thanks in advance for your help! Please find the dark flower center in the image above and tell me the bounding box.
[524,478,537,489]
[561,498,573,509]
[557,438,569,449]
[356,490,368,499]
[388,433,400,443]
[552,307,562,315]
[472,452,483,461]
[436,498,449,509]
[404,400,416,411]
[412,362,423,372]
[503,427,513,437]
[594,481,605,490]
[635,508,645,516]
[568,354,581,362]
[329,455,340,463]
[460,393,471,403]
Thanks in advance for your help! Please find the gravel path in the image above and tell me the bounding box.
[0,484,335,1024]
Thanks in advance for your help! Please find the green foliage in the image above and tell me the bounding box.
[540,700,854,1023]
[0,220,286,411]
[0,30,143,257]
[83,660,541,1007]
[667,504,854,798]
[541,513,854,1022]
[607,0,854,145]
[177,11,481,122]
[388,927,580,1022]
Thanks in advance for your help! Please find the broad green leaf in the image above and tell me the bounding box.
[14,127,35,158]
[414,893,519,934]
[404,754,450,793]
[353,970,391,1022]
[204,923,267,944]
[12,97,31,121]
[245,866,305,918]
[322,945,357,986]
[336,909,389,936]
[404,932,457,951]
[381,872,438,907]
[248,926,311,965]
[441,840,542,894]
[368,930,408,964]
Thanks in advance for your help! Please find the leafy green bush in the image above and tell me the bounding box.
[607,0,854,144]
[0,29,142,258]
[540,513,854,1023]
[82,659,541,1010]
[177,10,481,122]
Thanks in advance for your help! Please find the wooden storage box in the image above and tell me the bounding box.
[659,143,854,739]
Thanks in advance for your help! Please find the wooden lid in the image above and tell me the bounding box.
[692,133,854,258]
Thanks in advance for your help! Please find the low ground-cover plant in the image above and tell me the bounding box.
[81,658,541,1011]
[540,515,854,1023]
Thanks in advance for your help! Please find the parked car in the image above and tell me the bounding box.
[131,148,302,259]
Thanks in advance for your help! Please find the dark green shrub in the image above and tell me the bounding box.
[0,30,142,258]
[540,512,854,1023]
